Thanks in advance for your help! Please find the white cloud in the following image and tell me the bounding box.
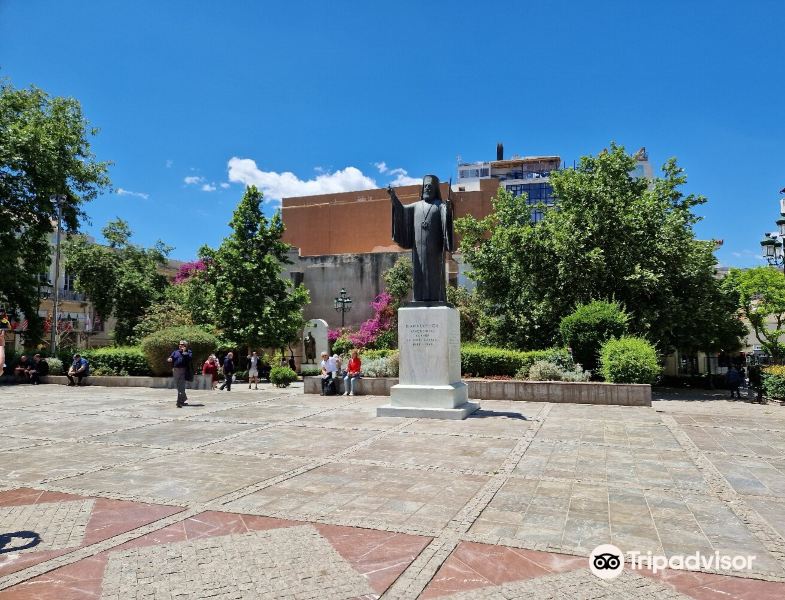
[220,182,230,189]
[165,159,173,168]
[116,188,149,200]
[201,183,217,192]
[227,157,378,201]
[374,161,420,187]
[184,175,204,185]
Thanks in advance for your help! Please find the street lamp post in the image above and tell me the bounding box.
[334,288,352,328]
[50,195,65,354]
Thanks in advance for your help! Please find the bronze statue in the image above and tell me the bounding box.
[303,331,316,362]
[388,174,454,302]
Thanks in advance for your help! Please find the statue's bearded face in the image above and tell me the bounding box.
[422,176,439,201]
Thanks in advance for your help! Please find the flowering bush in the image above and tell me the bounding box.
[349,292,395,349]
[173,259,208,284]
[328,328,345,343]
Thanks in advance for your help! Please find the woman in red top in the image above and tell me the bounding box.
[202,354,219,389]
[343,350,361,396]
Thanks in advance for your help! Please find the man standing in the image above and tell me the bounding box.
[219,352,235,391]
[67,354,89,386]
[28,354,49,385]
[247,351,260,390]
[168,340,193,407]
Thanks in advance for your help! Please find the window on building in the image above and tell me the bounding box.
[63,272,76,292]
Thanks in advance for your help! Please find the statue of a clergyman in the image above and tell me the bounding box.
[388,174,454,302]
[303,331,316,362]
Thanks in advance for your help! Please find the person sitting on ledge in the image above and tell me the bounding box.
[28,354,49,385]
[14,354,30,382]
[67,354,89,386]
[319,351,333,395]
[343,349,361,396]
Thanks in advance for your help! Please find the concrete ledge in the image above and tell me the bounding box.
[40,374,213,390]
[304,376,651,406]
[376,401,480,420]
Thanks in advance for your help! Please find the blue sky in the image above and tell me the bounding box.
[2,0,784,264]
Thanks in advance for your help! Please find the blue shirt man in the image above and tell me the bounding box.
[168,341,193,407]
[67,354,89,386]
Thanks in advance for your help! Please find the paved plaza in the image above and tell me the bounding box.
[1,385,785,598]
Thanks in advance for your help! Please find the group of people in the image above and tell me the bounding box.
[726,364,765,402]
[319,349,361,396]
[11,353,49,384]
[169,344,275,407]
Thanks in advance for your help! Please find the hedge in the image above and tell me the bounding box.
[80,346,150,376]
[460,345,571,378]
[270,366,298,387]
[141,326,220,376]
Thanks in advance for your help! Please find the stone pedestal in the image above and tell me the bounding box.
[377,305,479,420]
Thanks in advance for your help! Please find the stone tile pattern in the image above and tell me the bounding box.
[100,525,373,600]
[0,499,94,552]
[441,569,687,599]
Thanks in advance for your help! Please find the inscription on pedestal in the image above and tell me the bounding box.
[406,323,439,349]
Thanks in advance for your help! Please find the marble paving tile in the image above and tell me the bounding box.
[90,419,261,448]
[204,424,377,457]
[0,441,167,484]
[53,452,307,503]
[350,431,516,472]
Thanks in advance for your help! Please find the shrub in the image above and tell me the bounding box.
[44,357,63,374]
[560,301,629,372]
[270,366,298,387]
[81,346,150,376]
[301,367,320,376]
[521,359,591,382]
[360,349,396,360]
[331,335,354,356]
[763,365,785,399]
[235,370,249,381]
[140,326,219,376]
[373,328,397,350]
[461,345,572,378]
[361,351,399,377]
[527,360,565,381]
[598,336,660,384]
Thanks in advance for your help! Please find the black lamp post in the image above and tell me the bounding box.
[760,189,785,273]
[49,194,65,354]
[334,288,352,328]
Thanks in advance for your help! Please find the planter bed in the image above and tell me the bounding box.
[303,376,651,406]
[40,374,213,390]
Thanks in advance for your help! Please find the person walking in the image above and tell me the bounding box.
[67,354,89,386]
[219,352,235,391]
[168,340,193,407]
[343,349,361,396]
[726,365,742,399]
[247,351,260,390]
[748,364,764,403]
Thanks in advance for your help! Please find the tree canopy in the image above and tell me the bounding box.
[63,219,170,345]
[0,80,110,340]
[201,186,309,351]
[724,266,785,358]
[457,144,744,354]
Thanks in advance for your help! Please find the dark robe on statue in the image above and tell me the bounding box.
[390,176,454,302]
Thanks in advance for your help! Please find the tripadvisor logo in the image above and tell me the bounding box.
[589,545,756,579]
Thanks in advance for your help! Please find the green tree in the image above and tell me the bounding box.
[203,186,309,351]
[0,81,110,341]
[724,267,785,358]
[63,219,170,345]
[383,255,413,305]
[457,144,743,354]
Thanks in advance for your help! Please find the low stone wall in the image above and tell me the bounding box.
[40,374,213,390]
[304,376,651,406]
